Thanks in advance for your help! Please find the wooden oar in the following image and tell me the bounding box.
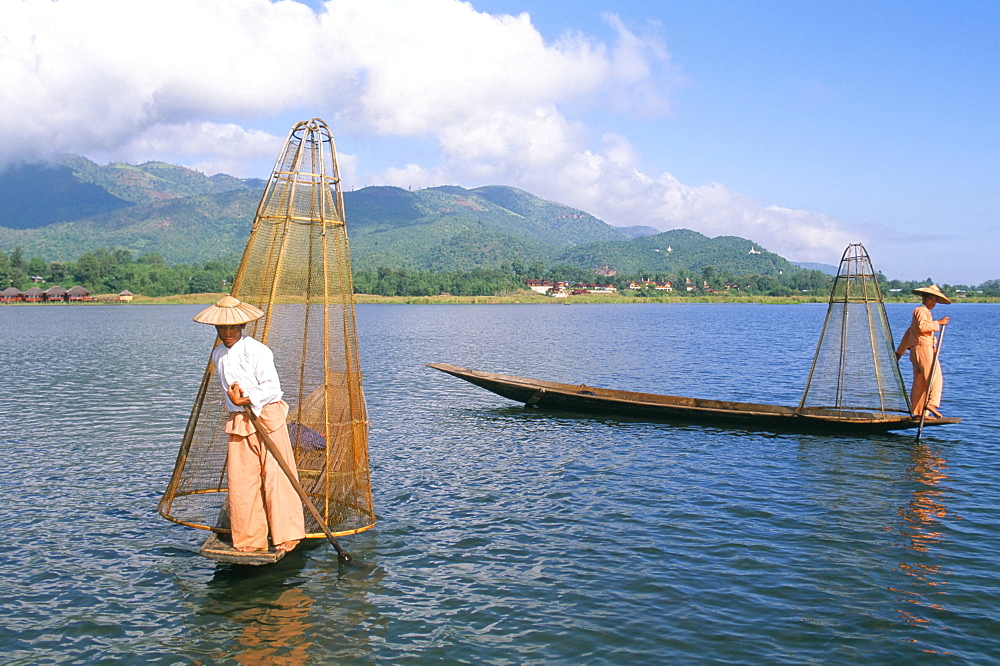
[243,406,353,563]
[915,323,947,442]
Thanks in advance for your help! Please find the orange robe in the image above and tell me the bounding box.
[895,305,943,416]
[225,400,306,551]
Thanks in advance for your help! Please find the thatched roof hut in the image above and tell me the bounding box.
[44,285,68,302]
[67,285,92,301]
[118,290,134,302]
[1,287,23,302]
[23,286,44,302]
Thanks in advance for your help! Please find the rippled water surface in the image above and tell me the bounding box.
[2,302,999,663]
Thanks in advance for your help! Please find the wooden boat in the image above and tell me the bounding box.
[430,245,962,436]
[427,363,962,434]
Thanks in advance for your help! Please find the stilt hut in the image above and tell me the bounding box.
[0,287,23,303]
[23,287,44,303]
[67,286,92,302]
[44,286,68,302]
[797,243,911,419]
[159,118,375,553]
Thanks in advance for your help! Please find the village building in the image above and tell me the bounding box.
[44,285,69,302]
[628,278,670,291]
[525,279,555,294]
[1,287,24,303]
[23,286,44,302]
[527,279,616,296]
[67,286,93,302]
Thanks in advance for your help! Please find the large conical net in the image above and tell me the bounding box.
[797,243,911,419]
[159,118,375,538]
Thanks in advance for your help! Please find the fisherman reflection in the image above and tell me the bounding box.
[891,443,955,627]
[230,586,313,665]
[200,563,315,665]
[200,553,385,664]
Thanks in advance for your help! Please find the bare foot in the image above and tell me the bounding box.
[275,540,300,553]
[929,406,943,418]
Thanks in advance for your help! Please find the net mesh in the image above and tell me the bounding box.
[797,243,911,419]
[159,118,375,538]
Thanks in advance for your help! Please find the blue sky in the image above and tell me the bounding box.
[1,0,996,283]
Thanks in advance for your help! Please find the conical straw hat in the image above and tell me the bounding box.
[911,284,951,305]
[192,296,265,325]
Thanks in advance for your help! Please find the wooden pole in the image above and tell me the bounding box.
[244,406,353,562]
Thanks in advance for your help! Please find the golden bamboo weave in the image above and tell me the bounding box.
[159,118,375,538]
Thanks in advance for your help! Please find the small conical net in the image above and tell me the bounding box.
[797,243,911,419]
[159,118,375,538]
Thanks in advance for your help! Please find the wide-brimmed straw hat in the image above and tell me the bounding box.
[911,284,951,305]
[192,295,265,325]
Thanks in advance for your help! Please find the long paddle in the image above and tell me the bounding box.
[243,406,353,563]
[915,323,947,442]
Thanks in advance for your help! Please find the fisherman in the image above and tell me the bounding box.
[895,285,951,419]
[192,296,305,553]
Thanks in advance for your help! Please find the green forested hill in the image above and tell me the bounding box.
[0,189,258,264]
[558,230,798,277]
[0,155,812,279]
[0,163,132,229]
[343,185,626,271]
[0,155,263,232]
[58,154,265,204]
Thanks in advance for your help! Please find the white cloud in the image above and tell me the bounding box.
[0,0,860,263]
[535,139,861,264]
[103,122,283,178]
[0,0,331,163]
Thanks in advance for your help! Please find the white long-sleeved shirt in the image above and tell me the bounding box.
[211,335,283,416]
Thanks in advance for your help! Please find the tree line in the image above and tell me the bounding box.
[1,248,236,297]
[3,248,999,299]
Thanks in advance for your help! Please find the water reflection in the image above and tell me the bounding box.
[230,586,314,665]
[891,443,955,629]
[191,550,386,664]
[196,557,315,664]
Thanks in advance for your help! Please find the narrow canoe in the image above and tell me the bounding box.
[428,363,961,434]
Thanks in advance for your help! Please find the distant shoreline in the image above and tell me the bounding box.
[8,291,997,306]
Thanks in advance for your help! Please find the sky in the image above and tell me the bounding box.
[1,0,997,284]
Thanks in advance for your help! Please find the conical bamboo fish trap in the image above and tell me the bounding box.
[797,243,911,419]
[159,118,375,540]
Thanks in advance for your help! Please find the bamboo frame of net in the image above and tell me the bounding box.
[797,243,911,418]
[159,118,375,539]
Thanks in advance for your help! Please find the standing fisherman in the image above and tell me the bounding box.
[895,285,951,419]
[193,296,306,553]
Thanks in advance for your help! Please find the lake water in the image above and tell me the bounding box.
[2,302,999,663]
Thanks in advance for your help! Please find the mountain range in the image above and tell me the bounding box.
[0,155,825,278]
